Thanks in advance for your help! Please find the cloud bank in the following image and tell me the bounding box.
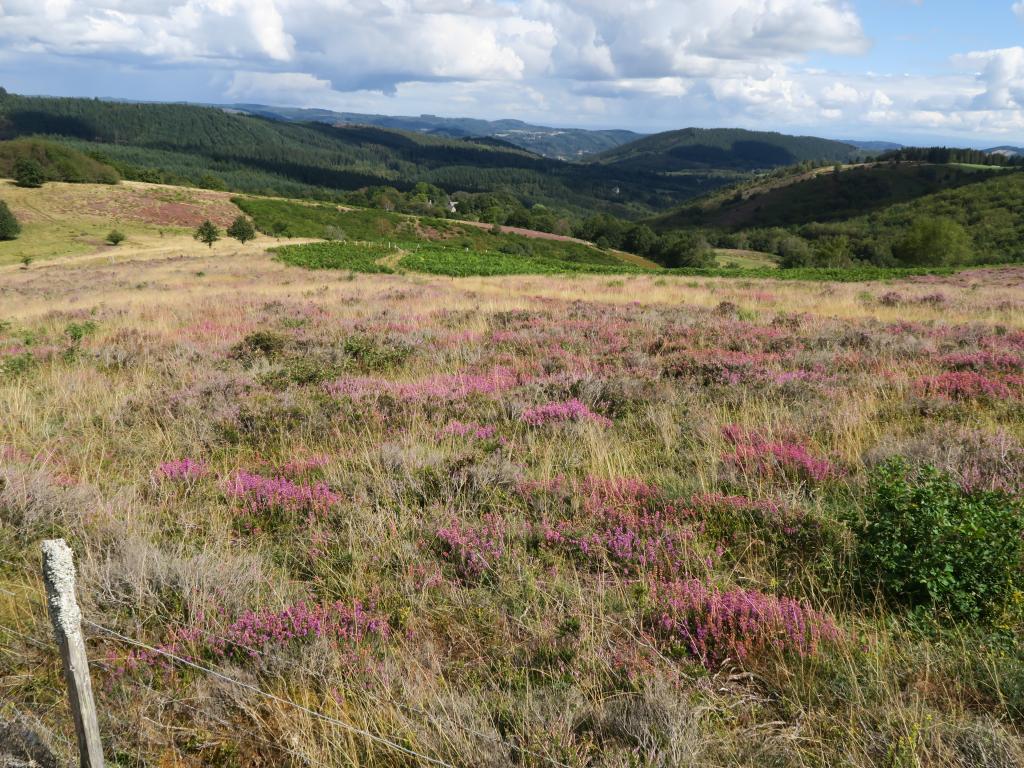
[1,0,1023,139]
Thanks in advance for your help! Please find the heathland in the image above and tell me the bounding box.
[1,169,1024,766]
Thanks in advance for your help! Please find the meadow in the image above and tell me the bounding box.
[2,235,1023,767]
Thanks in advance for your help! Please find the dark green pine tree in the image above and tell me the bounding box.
[0,200,21,240]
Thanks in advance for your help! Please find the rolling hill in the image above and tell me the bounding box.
[228,104,642,160]
[594,127,861,172]
[653,162,1008,231]
[0,92,732,218]
[648,157,1024,266]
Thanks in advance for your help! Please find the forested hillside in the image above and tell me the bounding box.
[645,162,1024,267]
[595,127,860,172]
[0,92,722,218]
[654,163,1007,230]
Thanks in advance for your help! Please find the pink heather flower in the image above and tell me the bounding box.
[220,600,389,654]
[118,601,390,672]
[721,425,838,484]
[521,399,611,428]
[436,515,507,579]
[650,578,840,668]
[156,458,209,482]
[941,351,1022,373]
[914,371,1020,401]
[224,470,341,517]
[525,476,705,576]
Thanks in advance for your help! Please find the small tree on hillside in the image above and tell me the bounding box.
[658,231,714,268]
[194,219,221,249]
[0,200,20,240]
[227,215,256,244]
[106,229,125,246]
[893,217,973,266]
[13,158,44,189]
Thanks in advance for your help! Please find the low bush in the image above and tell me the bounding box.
[855,458,1024,623]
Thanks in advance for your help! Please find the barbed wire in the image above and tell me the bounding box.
[3,550,586,768]
[83,618,458,768]
[90,656,318,766]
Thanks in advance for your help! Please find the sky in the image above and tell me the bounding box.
[1,1,1023,146]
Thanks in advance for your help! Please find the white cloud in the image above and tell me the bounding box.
[0,0,867,88]
[954,47,1024,110]
[5,0,1024,140]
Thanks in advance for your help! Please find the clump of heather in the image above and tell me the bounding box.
[521,398,611,427]
[721,425,838,484]
[219,600,390,655]
[526,476,706,576]
[224,470,341,520]
[649,578,840,668]
[914,371,1021,401]
[155,458,208,482]
[119,600,390,671]
[435,514,507,579]
[940,351,1022,373]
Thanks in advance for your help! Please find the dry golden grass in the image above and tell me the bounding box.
[2,193,1023,767]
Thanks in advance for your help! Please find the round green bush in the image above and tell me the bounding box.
[856,458,1024,623]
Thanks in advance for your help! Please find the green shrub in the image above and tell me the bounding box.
[106,229,125,245]
[232,330,287,360]
[13,157,44,188]
[65,320,98,344]
[856,458,1024,623]
[0,200,20,240]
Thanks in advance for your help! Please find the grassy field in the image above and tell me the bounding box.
[1,181,1023,767]
[2,228,1024,766]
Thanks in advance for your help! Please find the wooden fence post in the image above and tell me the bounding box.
[42,539,105,768]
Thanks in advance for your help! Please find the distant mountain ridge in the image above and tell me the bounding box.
[227,104,642,160]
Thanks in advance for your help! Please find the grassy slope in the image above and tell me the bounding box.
[0,179,243,265]
[714,248,779,269]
